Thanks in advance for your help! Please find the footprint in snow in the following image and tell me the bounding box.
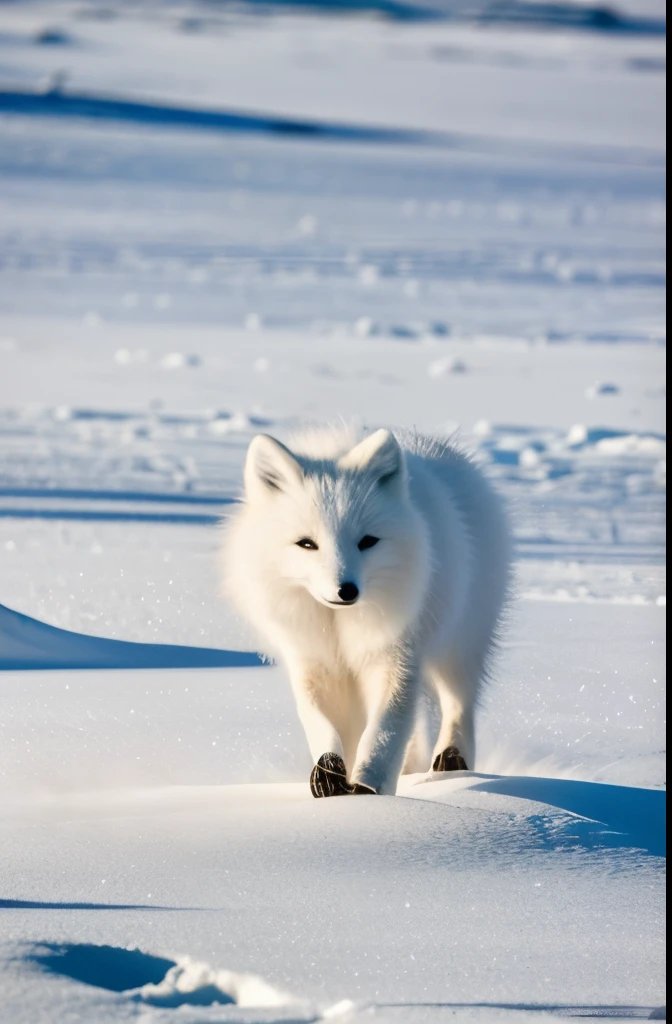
[28,942,296,1010]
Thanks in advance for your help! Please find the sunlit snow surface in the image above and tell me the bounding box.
[0,0,666,1021]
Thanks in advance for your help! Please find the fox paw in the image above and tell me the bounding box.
[432,746,469,772]
[310,755,379,797]
[310,753,351,798]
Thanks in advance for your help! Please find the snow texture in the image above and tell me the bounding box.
[0,0,665,1021]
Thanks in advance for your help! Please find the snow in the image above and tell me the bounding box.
[136,955,294,1009]
[0,0,665,1021]
[0,771,665,1022]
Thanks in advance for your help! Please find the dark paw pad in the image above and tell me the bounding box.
[310,753,351,798]
[432,746,469,772]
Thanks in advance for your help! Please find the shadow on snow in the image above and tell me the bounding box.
[0,899,194,911]
[0,89,664,167]
[28,943,177,994]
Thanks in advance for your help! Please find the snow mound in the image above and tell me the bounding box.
[404,772,666,857]
[0,601,263,670]
[137,955,292,1008]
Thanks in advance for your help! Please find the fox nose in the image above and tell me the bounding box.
[338,582,359,604]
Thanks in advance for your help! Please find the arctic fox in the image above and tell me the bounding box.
[222,427,511,797]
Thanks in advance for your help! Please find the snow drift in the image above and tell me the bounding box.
[0,601,263,670]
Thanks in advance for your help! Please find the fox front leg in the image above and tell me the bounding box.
[287,664,352,797]
[351,648,419,796]
[289,667,343,761]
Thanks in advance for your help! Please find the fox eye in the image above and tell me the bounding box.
[296,538,318,550]
[358,535,380,551]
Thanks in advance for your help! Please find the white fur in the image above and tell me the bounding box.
[221,426,512,795]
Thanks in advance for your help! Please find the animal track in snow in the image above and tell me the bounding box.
[29,943,295,1010]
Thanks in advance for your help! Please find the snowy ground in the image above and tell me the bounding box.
[0,1,666,1021]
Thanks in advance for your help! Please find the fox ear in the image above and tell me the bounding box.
[244,434,303,498]
[339,429,406,491]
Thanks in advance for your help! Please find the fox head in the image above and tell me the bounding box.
[241,429,430,619]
